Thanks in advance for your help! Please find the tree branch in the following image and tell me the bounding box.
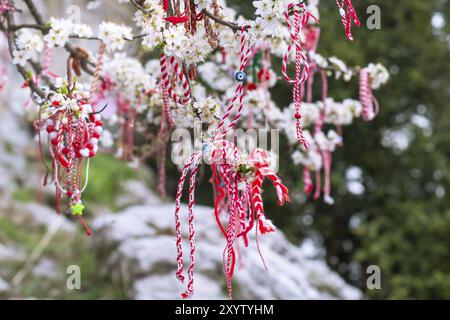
[202,9,249,32]
[4,9,47,99]
[11,23,49,31]
[130,0,150,15]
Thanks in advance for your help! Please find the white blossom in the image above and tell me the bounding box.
[98,22,133,51]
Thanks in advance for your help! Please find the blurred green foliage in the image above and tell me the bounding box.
[81,153,138,209]
[191,0,450,299]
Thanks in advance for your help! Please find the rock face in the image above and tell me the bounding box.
[93,202,362,300]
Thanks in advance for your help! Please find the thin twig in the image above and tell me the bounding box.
[130,0,150,14]
[11,23,49,31]
[4,10,47,98]
[23,0,45,25]
[202,9,249,31]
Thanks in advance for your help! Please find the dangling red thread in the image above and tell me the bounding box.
[174,152,201,297]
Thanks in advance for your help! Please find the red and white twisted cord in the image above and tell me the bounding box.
[322,150,333,204]
[216,25,251,139]
[315,69,328,134]
[303,166,313,194]
[359,68,379,121]
[181,155,200,299]
[174,151,201,295]
[90,42,106,96]
[162,81,175,127]
[282,3,316,149]
[335,0,361,41]
[160,54,192,106]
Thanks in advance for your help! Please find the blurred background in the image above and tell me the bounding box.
[0,0,449,299]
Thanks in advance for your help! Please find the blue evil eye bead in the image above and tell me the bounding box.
[202,143,210,154]
[234,71,247,82]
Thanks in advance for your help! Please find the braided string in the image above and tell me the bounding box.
[160,54,192,105]
[315,69,328,134]
[359,68,379,121]
[90,42,106,96]
[282,3,316,149]
[335,0,361,41]
[215,25,251,139]
[181,154,200,298]
[303,166,313,194]
[174,152,200,289]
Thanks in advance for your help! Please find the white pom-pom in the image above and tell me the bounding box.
[48,132,57,140]
[79,148,90,157]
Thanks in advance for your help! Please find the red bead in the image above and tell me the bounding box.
[62,147,69,155]
[92,132,100,139]
[295,113,302,120]
[51,139,58,146]
[52,100,61,107]
[46,125,55,133]
[66,191,73,198]
[89,151,95,157]
[95,120,103,127]
[247,83,257,91]
[86,144,94,151]
[89,114,96,122]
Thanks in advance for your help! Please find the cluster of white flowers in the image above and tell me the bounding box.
[248,0,319,42]
[324,98,362,126]
[314,130,342,152]
[135,1,165,49]
[328,56,354,81]
[181,26,214,64]
[103,54,156,101]
[43,18,72,47]
[12,30,43,66]
[43,18,93,48]
[277,98,362,136]
[367,63,390,89]
[291,131,322,169]
[41,79,92,120]
[98,22,133,51]
[251,0,286,37]
[190,96,221,124]
[194,0,213,10]
[312,54,391,88]
[291,129,341,170]
[163,24,188,56]
[198,61,234,92]
[135,2,213,63]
